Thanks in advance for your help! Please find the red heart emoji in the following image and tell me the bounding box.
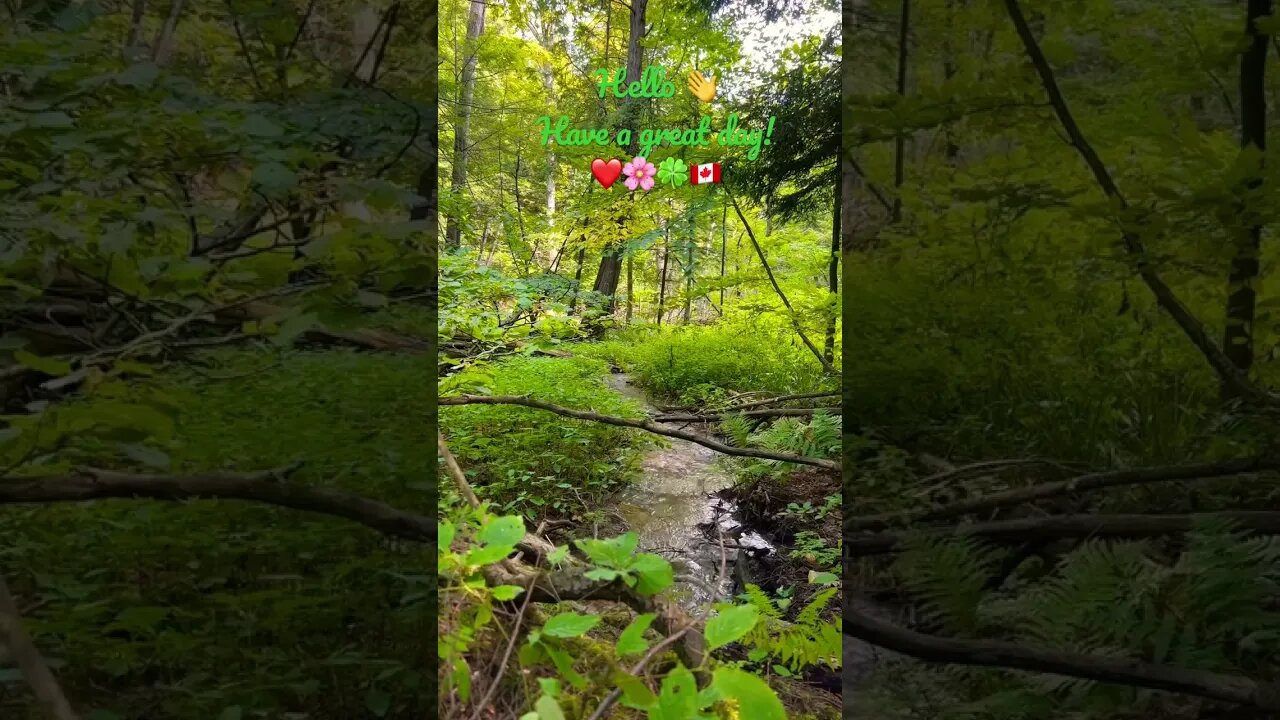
[591,158,622,188]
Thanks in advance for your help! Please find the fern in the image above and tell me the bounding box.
[740,584,841,672]
[893,534,998,634]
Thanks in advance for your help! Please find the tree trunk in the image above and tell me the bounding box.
[683,233,695,324]
[126,0,147,60]
[152,0,187,67]
[657,225,669,326]
[1221,0,1272,398]
[626,254,634,323]
[445,0,486,250]
[824,183,840,364]
[591,0,647,302]
[569,248,586,313]
[719,198,728,310]
[891,0,910,224]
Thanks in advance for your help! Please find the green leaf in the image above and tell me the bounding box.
[252,161,297,193]
[534,695,566,720]
[542,612,601,638]
[629,553,674,596]
[704,605,758,650]
[577,532,638,568]
[14,350,71,376]
[365,686,391,717]
[491,585,524,601]
[808,571,839,585]
[478,515,526,548]
[547,545,569,564]
[584,568,621,582]
[616,613,656,656]
[242,114,284,137]
[711,667,786,720]
[612,671,657,707]
[438,521,455,550]
[464,544,513,566]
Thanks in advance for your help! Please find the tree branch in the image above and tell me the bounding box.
[0,573,78,720]
[438,395,838,470]
[843,606,1280,709]
[0,463,435,543]
[847,456,1280,531]
[846,511,1280,556]
[652,407,841,423]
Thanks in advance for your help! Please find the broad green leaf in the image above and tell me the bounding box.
[491,585,524,601]
[612,671,657,707]
[629,553,674,596]
[576,531,639,568]
[616,613,656,656]
[711,667,785,720]
[542,612,600,638]
[704,605,758,650]
[438,521,455,550]
[478,515,526,548]
[533,695,565,720]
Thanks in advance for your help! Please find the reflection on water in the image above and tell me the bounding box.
[607,374,773,608]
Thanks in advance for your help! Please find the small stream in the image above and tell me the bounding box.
[606,373,774,608]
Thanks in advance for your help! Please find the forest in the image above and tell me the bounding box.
[841,1,1280,719]
[436,0,842,718]
[1,0,438,717]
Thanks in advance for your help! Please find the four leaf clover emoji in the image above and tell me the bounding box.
[657,157,689,188]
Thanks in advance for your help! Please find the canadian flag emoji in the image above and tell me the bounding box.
[689,162,722,185]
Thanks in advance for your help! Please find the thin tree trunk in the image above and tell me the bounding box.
[729,191,836,375]
[683,234,695,324]
[1221,0,1272,398]
[824,183,839,364]
[892,0,910,223]
[126,0,147,59]
[657,225,669,326]
[152,0,187,66]
[626,254,634,324]
[719,198,727,310]
[569,248,586,313]
[445,0,486,250]
[0,574,78,720]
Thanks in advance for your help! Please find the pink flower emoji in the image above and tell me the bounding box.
[622,156,656,191]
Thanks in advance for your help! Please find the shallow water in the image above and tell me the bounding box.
[606,374,772,607]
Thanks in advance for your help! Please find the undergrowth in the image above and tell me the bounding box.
[1,347,436,719]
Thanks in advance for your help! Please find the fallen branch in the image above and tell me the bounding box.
[0,572,79,720]
[709,390,841,412]
[652,407,841,423]
[843,606,1280,710]
[440,395,838,469]
[847,456,1280,532]
[0,463,435,543]
[845,511,1280,556]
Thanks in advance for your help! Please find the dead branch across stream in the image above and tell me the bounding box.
[439,394,838,470]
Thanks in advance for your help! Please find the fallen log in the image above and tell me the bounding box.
[439,394,839,470]
[845,511,1280,556]
[847,456,1280,532]
[843,605,1280,710]
[652,407,841,423]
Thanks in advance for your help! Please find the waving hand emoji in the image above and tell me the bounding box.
[687,70,716,104]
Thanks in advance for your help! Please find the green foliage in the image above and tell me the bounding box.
[440,355,649,517]
[739,583,842,673]
[2,349,437,718]
[584,322,832,402]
